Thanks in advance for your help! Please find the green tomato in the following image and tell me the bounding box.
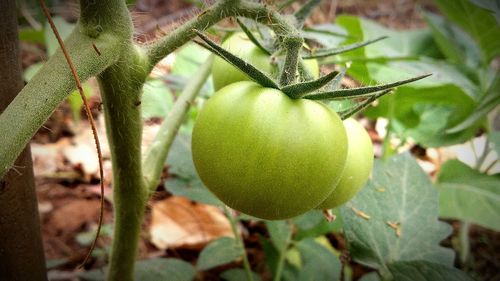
[192,81,347,220]
[316,118,374,209]
[211,32,320,91]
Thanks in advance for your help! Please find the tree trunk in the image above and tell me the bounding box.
[0,1,48,280]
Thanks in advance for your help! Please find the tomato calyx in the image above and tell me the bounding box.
[194,29,431,117]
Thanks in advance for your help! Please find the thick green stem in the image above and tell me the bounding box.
[98,46,149,281]
[143,56,213,191]
[79,0,132,39]
[279,36,303,86]
[0,30,121,178]
[224,207,254,281]
[146,0,234,70]
[147,0,301,72]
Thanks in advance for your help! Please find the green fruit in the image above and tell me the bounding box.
[317,118,374,209]
[192,81,347,220]
[211,32,319,91]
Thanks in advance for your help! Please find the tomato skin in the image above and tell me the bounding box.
[192,81,348,220]
[211,33,320,91]
[316,118,374,209]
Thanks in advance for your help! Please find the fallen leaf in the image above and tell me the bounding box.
[150,196,234,250]
[50,199,100,233]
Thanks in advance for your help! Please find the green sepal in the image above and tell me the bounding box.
[193,30,279,89]
[303,36,388,59]
[236,18,272,55]
[305,74,430,100]
[282,70,339,99]
[339,89,393,120]
[294,0,322,27]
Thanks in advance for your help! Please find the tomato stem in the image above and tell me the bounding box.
[224,206,254,281]
[279,35,304,86]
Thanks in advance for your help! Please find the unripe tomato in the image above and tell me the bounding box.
[211,32,320,91]
[192,81,348,220]
[316,118,374,209]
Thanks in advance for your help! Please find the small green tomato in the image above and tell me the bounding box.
[316,118,374,209]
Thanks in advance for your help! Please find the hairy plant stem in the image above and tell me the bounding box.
[279,35,303,86]
[143,56,213,191]
[98,45,149,281]
[0,30,121,178]
[0,1,310,280]
[224,207,254,281]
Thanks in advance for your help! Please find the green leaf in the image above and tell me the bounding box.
[447,72,500,133]
[67,83,93,122]
[265,221,292,252]
[44,16,75,57]
[294,209,343,240]
[294,0,322,27]
[77,269,105,281]
[358,60,481,147]
[490,131,500,156]
[336,15,441,60]
[301,24,348,48]
[436,160,500,231]
[261,238,300,280]
[470,0,500,23]
[18,28,45,44]
[293,238,341,281]
[341,153,454,272]
[359,272,381,281]
[434,0,500,63]
[171,43,211,76]
[422,11,481,67]
[220,268,262,281]
[135,258,196,281]
[164,178,222,206]
[197,237,243,270]
[141,78,174,120]
[23,62,44,82]
[166,133,197,179]
[46,259,68,270]
[388,260,475,281]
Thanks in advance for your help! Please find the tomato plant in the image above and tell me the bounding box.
[192,81,347,220]
[211,32,320,91]
[317,118,374,209]
[3,0,466,280]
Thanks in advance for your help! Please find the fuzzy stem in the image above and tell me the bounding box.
[147,0,301,73]
[279,35,303,86]
[98,46,150,281]
[146,0,234,70]
[143,56,213,191]
[0,30,121,178]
